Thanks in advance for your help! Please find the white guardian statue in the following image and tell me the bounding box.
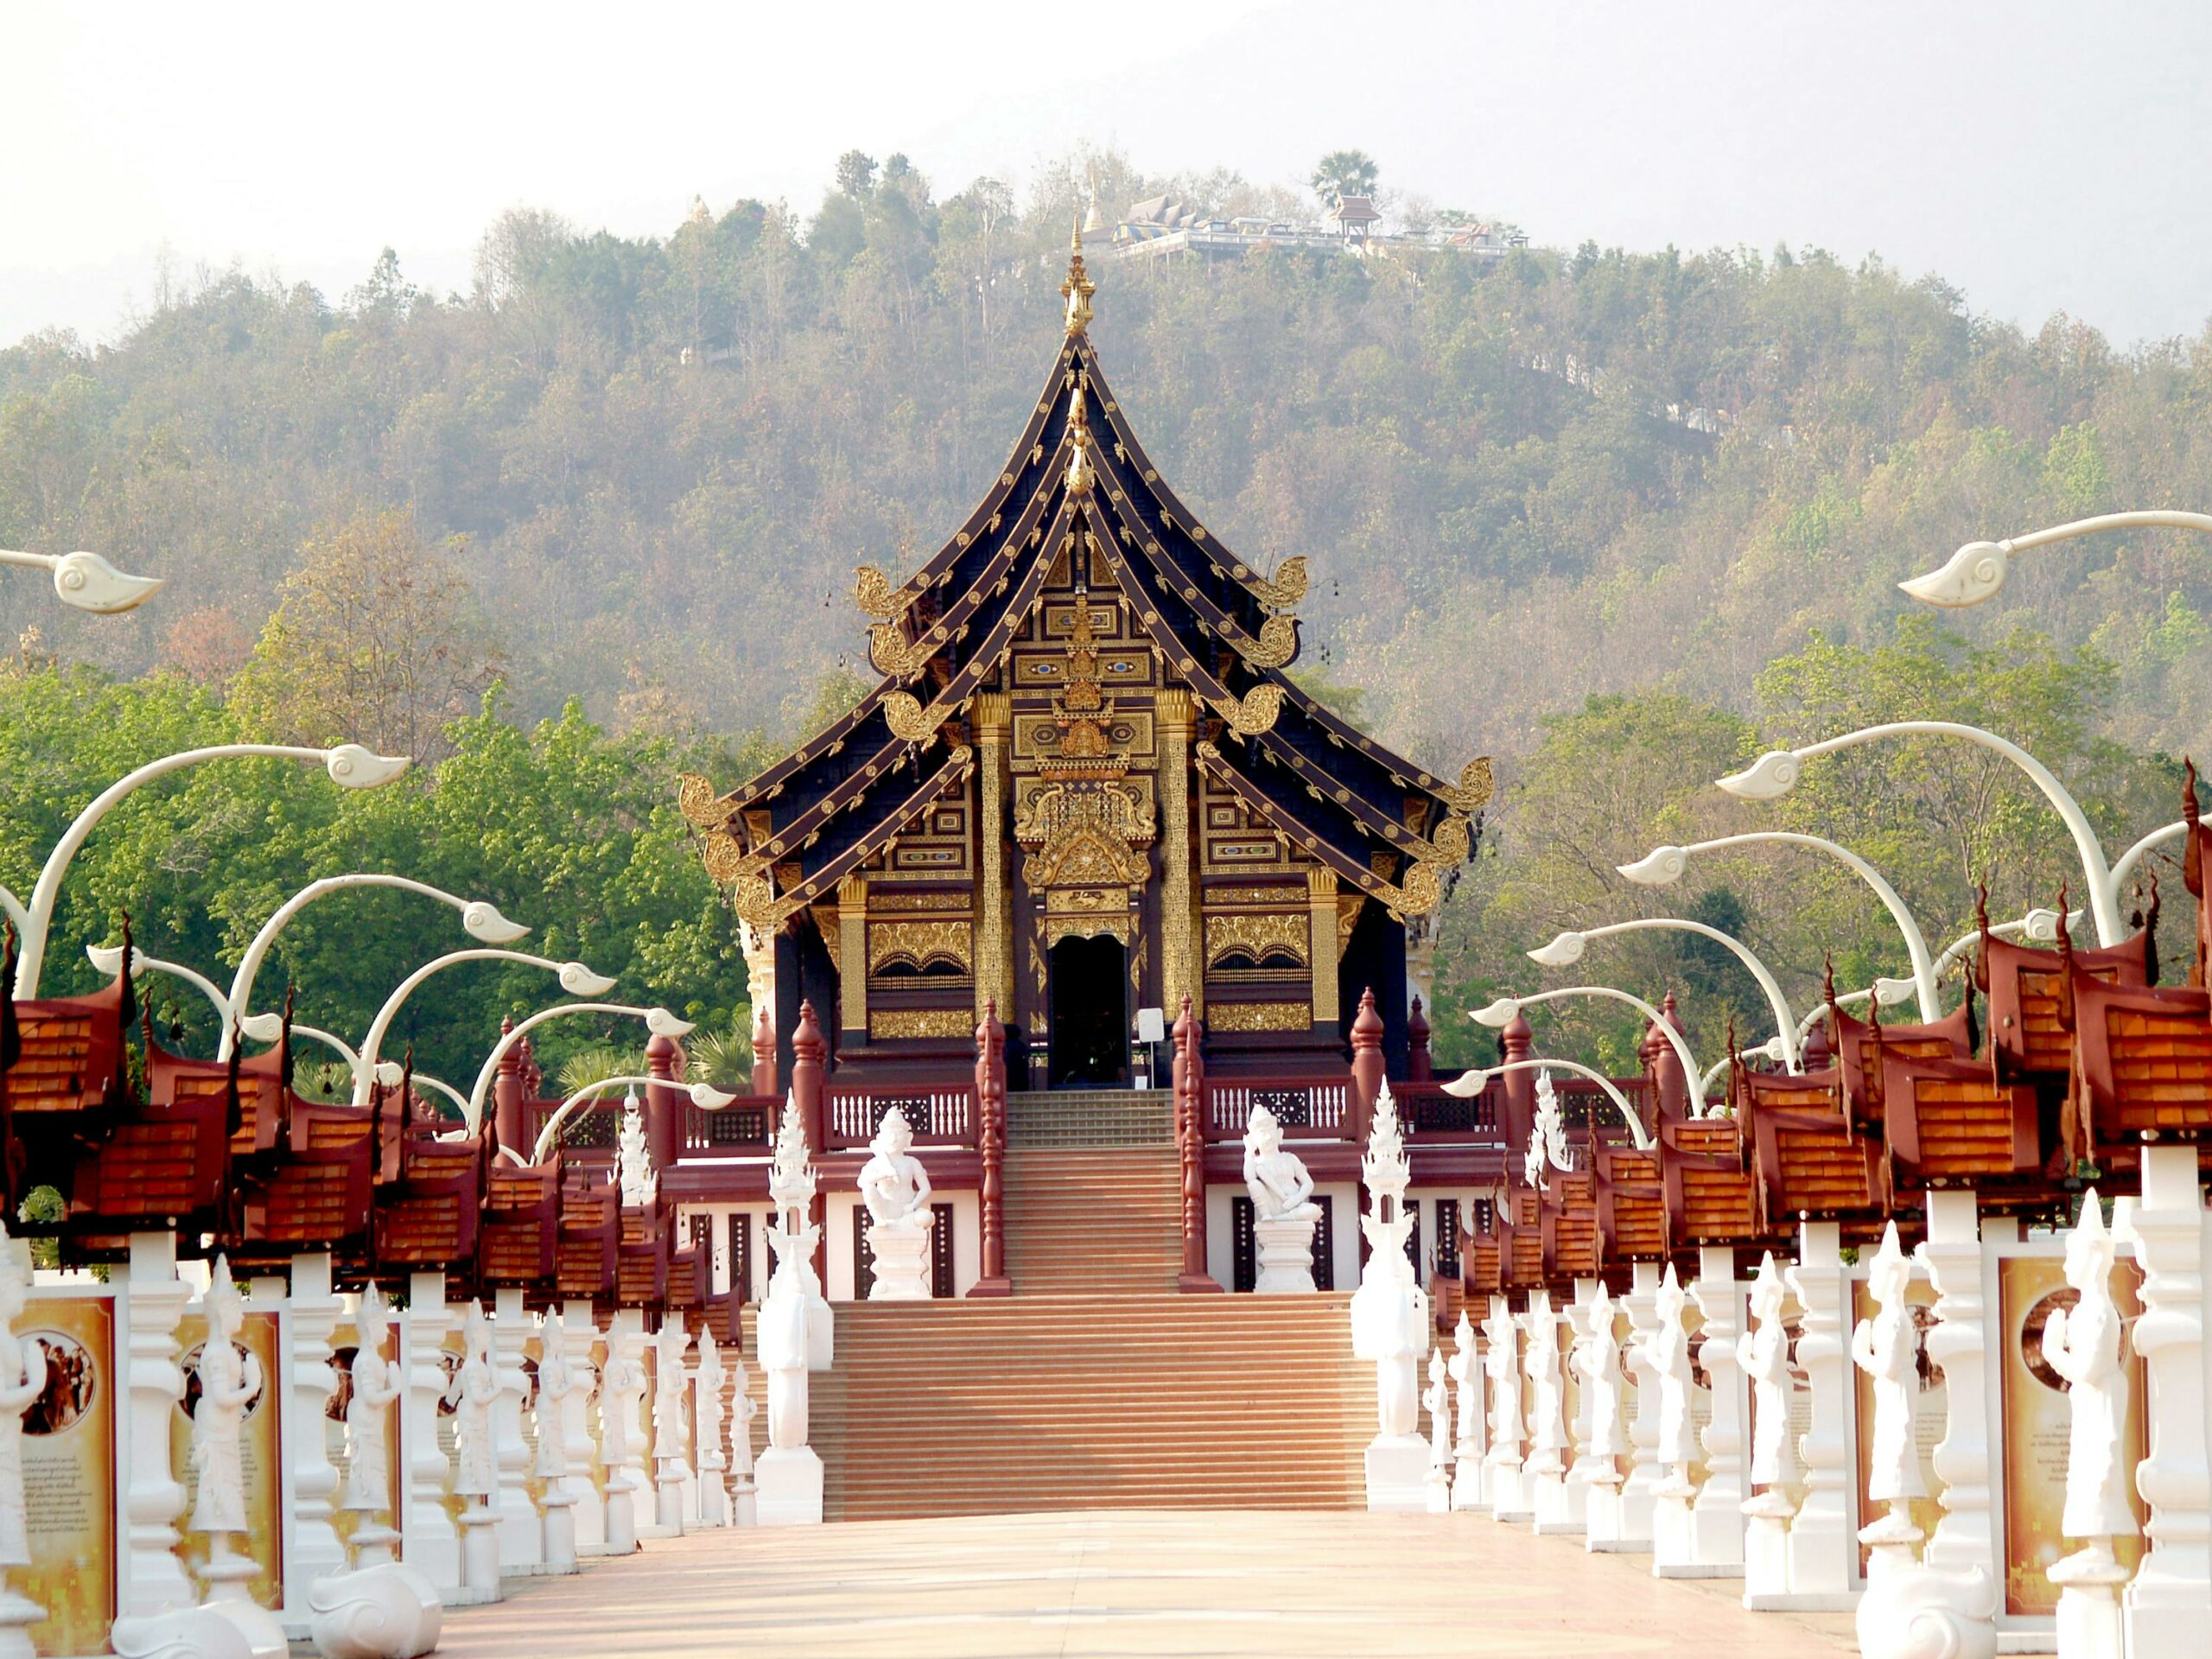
[1242,1104,1321,1294]
[859,1108,934,1300]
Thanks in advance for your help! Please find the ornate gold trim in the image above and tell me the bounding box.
[1210,1001,1311,1033]
[869,1007,974,1041]
[868,919,972,974]
[868,620,938,680]
[854,563,914,621]
[1230,614,1299,671]
[1203,912,1309,969]
[1248,556,1308,611]
[884,691,953,743]
[1436,755,1496,816]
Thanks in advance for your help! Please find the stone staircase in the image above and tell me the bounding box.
[734,1085,1371,1520]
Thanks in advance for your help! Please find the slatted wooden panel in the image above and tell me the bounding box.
[1771,1125,1877,1211]
[1904,1076,2023,1179]
[1599,1146,1668,1259]
[1669,1121,1758,1240]
[2103,1004,2212,1133]
[10,1011,99,1111]
[251,1158,366,1243]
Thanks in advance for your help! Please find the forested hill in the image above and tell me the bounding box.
[6,156,2210,775]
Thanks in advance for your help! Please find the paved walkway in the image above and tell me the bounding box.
[438,1510,1867,1657]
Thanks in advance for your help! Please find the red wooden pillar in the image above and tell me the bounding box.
[1651,989,1690,1119]
[1173,995,1221,1292]
[645,1029,682,1175]
[969,998,1013,1297]
[1497,1009,1536,1149]
[492,1015,525,1156]
[790,998,829,1287]
[750,1000,778,1098]
[1407,994,1433,1083]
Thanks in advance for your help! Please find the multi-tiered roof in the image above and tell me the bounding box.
[680,232,1489,932]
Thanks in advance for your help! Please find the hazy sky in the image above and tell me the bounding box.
[7,1,2209,350]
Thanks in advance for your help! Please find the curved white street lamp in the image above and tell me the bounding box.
[1717,721,2129,947]
[1899,510,2212,609]
[463,1003,695,1134]
[0,546,165,613]
[353,950,615,1104]
[219,874,528,1057]
[1528,918,1802,1071]
[1471,987,1704,1113]
[529,1075,741,1165]
[1618,832,1941,1021]
[360,1059,474,1122]
[16,742,410,994]
[1440,1057,1651,1150]
[234,1009,363,1075]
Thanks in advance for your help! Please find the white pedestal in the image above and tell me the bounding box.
[1741,1496,1796,1607]
[1363,1434,1432,1513]
[0,1587,41,1659]
[120,1232,196,1618]
[1687,1247,1746,1571]
[559,1300,606,1551]
[754,1446,824,1526]
[199,1540,289,1658]
[866,1216,932,1300]
[1783,1223,1859,1604]
[1582,1474,1625,1548]
[540,1485,578,1574]
[1607,1261,1662,1553]
[454,1501,500,1605]
[283,1251,346,1628]
[1254,1213,1318,1295]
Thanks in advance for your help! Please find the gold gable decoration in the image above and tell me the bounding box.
[884,691,953,743]
[868,620,937,680]
[1204,911,1310,969]
[868,920,973,975]
[1230,613,1300,671]
[1247,556,1308,611]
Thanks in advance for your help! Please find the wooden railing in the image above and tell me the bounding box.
[822,1084,976,1148]
[1390,1077,1503,1139]
[1203,1076,1351,1141]
[682,1096,776,1154]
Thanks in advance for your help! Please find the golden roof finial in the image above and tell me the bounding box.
[1062,215,1095,337]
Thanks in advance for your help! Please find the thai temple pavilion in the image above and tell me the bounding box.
[680,232,1491,1091]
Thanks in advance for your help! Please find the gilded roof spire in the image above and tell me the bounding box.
[1062,217,1095,337]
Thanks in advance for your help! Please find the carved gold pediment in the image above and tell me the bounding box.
[1204,911,1309,969]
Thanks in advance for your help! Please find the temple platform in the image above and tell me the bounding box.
[432,1509,1872,1658]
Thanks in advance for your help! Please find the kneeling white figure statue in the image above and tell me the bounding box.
[1242,1104,1320,1294]
[860,1107,934,1301]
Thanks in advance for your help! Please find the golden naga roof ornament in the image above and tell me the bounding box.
[1208,683,1285,737]
[868,620,937,679]
[1435,755,1496,816]
[1248,555,1309,612]
[1061,219,1096,337]
[853,563,915,621]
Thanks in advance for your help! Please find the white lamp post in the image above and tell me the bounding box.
[1471,988,1704,1113]
[1528,920,1802,1071]
[530,1077,740,1165]
[16,742,410,994]
[219,874,528,1057]
[1898,509,2212,608]
[1717,721,2133,947]
[1618,833,1941,1022]
[0,546,164,613]
[1440,1057,1651,1149]
[464,1005,695,1134]
[86,943,231,1030]
[353,950,615,1104]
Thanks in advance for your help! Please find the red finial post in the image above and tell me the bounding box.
[1407,994,1433,1083]
[1652,989,1690,1119]
[750,1001,778,1097]
[1497,1009,1535,1150]
[791,998,829,1284]
[970,999,1013,1297]
[493,1014,525,1157]
[1349,987,1385,1147]
[1173,995,1221,1292]
[645,1028,682,1173]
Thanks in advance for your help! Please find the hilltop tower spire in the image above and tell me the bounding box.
[1062,218,1095,337]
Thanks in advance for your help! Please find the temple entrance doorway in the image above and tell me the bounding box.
[1046,933,1127,1086]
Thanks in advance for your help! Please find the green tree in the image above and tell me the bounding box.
[1309,149,1379,213]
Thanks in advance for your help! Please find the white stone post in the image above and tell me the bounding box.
[730,1355,759,1528]
[1526,1289,1576,1534]
[1740,1251,1799,1608]
[531,1310,580,1574]
[1782,1221,1858,1606]
[1604,1259,1662,1553]
[2122,1147,2212,1658]
[1423,1348,1454,1513]
[1556,1280,1602,1535]
[1448,1312,1487,1510]
[1649,1262,1705,1576]
[648,1318,693,1536]
[1349,1086,1428,1511]
[693,1340,729,1529]
[1576,1281,1629,1551]
[1917,1192,1996,1581]
[1484,1294,1529,1522]
[399,1270,460,1599]
[560,1300,606,1551]
[487,1287,539,1572]
[285,1252,346,1614]
[600,1311,648,1553]
[118,1231,195,1614]
[1687,1244,1746,1572]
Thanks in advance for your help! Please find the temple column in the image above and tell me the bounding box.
[1686,1245,1747,1573]
[1306,868,1339,1033]
[285,1251,346,1607]
[489,1286,540,1572]
[561,1302,607,1552]
[401,1270,461,1599]
[119,1232,194,1616]
[1157,689,1198,1019]
[1597,1260,1661,1553]
[1783,1222,1858,1606]
[974,693,1014,1020]
[837,875,867,1046]
[741,921,777,1096]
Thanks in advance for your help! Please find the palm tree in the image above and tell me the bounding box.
[1309,150,1380,213]
[687,1007,756,1092]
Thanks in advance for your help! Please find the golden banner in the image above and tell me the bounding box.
[1997,1253,2150,1617]
[170,1307,284,1608]
[20,1292,117,1657]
